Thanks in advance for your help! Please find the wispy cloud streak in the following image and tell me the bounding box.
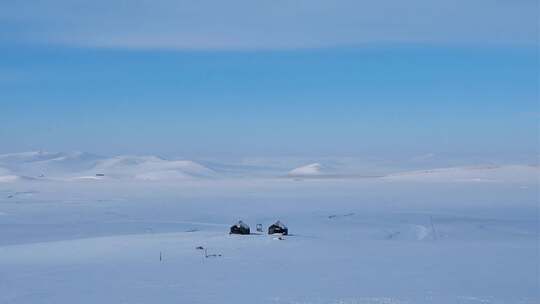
[1,0,538,50]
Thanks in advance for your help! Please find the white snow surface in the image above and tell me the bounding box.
[0,152,539,303]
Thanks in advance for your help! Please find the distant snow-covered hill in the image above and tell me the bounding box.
[0,151,102,177]
[88,155,215,180]
[0,151,538,184]
[288,163,325,177]
[383,165,539,183]
[0,151,215,181]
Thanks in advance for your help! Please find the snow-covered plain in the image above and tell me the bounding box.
[0,152,538,303]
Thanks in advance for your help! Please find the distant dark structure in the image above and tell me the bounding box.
[230,220,250,235]
[268,221,288,235]
[96,174,105,177]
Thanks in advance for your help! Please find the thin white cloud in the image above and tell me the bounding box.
[1,0,538,50]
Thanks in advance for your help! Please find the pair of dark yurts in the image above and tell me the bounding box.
[229,220,288,235]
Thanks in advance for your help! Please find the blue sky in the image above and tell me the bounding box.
[0,1,538,160]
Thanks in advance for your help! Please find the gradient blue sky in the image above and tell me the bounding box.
[1,1,538,159]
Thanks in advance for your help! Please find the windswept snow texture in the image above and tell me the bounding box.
[0,152,539,304]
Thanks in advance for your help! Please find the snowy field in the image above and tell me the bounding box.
[0,152,538,304]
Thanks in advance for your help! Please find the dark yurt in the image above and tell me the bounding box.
[268,221,288,235]
[230,220,250,235]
